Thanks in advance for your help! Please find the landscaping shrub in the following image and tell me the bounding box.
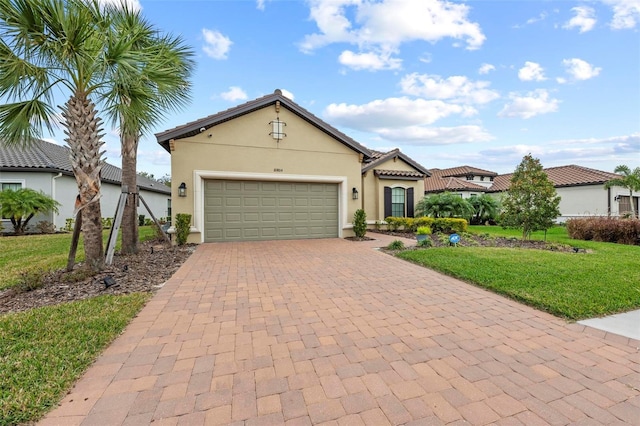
[416,226,432,235]
[386,240,405,250]
[353,209,367,238]
[16,269,46,292]
[175,213,192,245]
[35,221,55,234]
[101,217,113,229]
[417,238,432,248]
[64,218,74,232]
[432,218,468,234]
[567,217,640,245]
[138,215,145,226]
[414,216,434,228]
[385,216,402,231]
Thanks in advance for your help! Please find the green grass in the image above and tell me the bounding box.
[0,226,157,290]
[0,293,150,425]
[398,226,640,320]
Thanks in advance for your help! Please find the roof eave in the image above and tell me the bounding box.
[156,92,372,158]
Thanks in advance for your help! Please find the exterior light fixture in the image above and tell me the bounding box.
[178,182,187,197]
[269,118,287,141]
[352,187,359,200]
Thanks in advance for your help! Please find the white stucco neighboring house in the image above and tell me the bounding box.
[0,139,171,232]
[424,164,640,221]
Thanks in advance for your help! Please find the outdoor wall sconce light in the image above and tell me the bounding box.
[269,118,287,141]
[352,187,359,200]
[178,182,187,197]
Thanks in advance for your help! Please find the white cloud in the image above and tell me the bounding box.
[339,50,402,71]
[518,61,546,81]
[202,29,232,60]
[98,0,141,11]
[478,63,495,74]
[563,6,597,33]
[561,58,602,81]
[220,86,248,102]
[603,0,640,29]
[498,89,559,119]
[377,125,494,144]
[526,11,548,25]
[324,97,476,131]
[399,73,499,104]
[299,0,485,62]
[280,89,295,100]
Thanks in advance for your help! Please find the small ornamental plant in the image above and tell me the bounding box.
[353,209,367,238]
[175,213,192,245]
[386,240,405,250]
[416,226,431,235]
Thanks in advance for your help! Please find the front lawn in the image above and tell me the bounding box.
[398,226,640,320]
[0,226,156,290]
[0,293,150,425]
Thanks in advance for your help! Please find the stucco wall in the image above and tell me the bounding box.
[362,158,426,222]
[169,105,363,243]
[0,171,170,232]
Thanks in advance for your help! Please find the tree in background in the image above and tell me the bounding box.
[138,172,171,188]
[468,194,500,225]
[501,154,561,239]
[0,188,59,235]
[604,165,640,218]
[415,192,474,219]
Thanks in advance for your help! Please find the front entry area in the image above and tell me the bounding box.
[203,180,339,242]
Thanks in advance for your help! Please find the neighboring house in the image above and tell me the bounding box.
[425,164,639,221]
[155,89,429,243]
[0,139,171,232]
[425,165,497,198]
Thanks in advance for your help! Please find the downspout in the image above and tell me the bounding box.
[52,173,63,229]
[607,187,611,217]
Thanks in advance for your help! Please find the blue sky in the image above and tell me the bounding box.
[63,0,640,177]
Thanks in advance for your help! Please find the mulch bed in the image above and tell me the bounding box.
[0,240,196,314]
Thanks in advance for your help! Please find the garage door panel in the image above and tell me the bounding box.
[204,180,338,242]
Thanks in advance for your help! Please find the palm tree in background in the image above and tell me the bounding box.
[0,0,192,270]
[604,165,640,218]
[103,3,194,254]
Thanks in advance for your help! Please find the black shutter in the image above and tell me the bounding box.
[384,187,392,218]
[407,188,414,217]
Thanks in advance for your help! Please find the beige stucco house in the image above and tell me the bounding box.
[156,90,429,243]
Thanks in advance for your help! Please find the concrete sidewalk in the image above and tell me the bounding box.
[42,235,639,425]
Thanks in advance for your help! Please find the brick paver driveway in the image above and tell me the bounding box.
[43,236,639,425]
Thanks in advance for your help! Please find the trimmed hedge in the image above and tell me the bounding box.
[384,217,467,233]
[566,217,640,245]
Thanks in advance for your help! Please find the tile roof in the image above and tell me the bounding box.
[424,176,488,193]
[362,149,431,176]
[488,164,621,192]
[0,139,170,194]
[374,169,426,179]
[156,89,372,158]
[429,165,498,178]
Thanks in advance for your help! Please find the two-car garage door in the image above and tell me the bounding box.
[203,180,339,242]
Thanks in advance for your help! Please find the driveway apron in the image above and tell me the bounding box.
[42,236,640,425]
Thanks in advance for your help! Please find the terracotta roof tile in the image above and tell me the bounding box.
[424,176,488,193]
[429,165,498,178]
[488,164,621,192]
[374,169,425,178]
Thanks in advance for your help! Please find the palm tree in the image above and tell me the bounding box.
[604,165,640,218]
[0,188,60,235]
[102,4,194,254]
[0,0,190,269]
[415,192,474,218]
[468,194,500,225]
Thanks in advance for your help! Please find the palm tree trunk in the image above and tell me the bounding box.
[63,93,105,272]
[121,134,139,254]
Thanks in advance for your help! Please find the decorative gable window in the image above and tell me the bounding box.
[384,186,414,218]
